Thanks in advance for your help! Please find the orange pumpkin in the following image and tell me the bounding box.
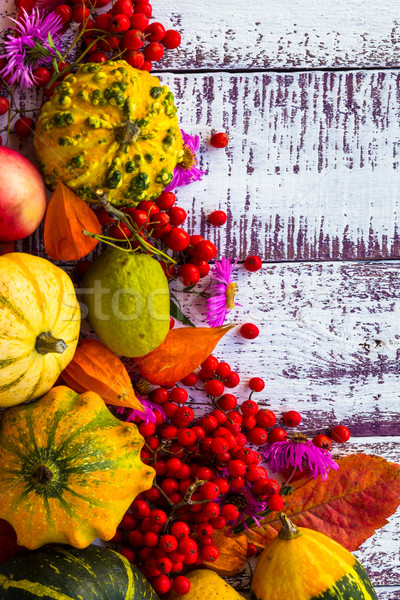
[0,386,155,549]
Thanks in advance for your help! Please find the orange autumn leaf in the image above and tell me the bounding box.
[202,528,248,576]
[246,454,400,552]
[137,324,234,385]
[62,339,144,411]
[44,182,101,261]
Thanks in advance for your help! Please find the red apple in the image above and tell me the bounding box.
[0,147,46,242]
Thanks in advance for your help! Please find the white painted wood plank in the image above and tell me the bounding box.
[173,261,400,433]
[153,0,400,71]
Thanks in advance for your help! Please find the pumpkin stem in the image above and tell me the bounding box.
[114,120,141,145]
[35,332,67,355]
[31,465,54,485]
[277,513,302,540]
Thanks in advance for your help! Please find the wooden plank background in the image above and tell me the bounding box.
[1,0,400,596]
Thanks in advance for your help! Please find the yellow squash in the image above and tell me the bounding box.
[0,386,155,549]
[0,253,80,407]
[34,61,184,206]
[250,514,378,600]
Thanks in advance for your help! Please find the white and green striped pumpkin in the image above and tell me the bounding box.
[0,545,160,599]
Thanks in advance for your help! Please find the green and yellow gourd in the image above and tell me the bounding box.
[0,386,155,550]
[250,514,378,600]
[0,545,160,599]
[34,61,184,206]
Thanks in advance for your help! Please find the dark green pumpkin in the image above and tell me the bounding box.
[0,545,159,600]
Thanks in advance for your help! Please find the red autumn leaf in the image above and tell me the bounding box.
[44,182,101,261]
[247,454,400,551]
[137,324,234,385]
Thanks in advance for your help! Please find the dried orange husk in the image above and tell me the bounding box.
[44,182,101,261]
[202,528,248,576]
[137,324,234,385]
[62,339,144,411]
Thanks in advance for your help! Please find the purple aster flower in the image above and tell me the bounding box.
[115,376,165,424]
[0,8,63,89]
[218,488,268,532]
[205,257,240,327]
[164,130,205,191]
[263,435,339,481]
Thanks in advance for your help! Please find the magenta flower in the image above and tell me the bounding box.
[164,130,205,191]
[264,436,339,481]
[0,8,63,89]
[115,376,165,424]
[218,488,268,532]
[205,257,240,327]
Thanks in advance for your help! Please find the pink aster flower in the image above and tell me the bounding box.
[205,257,240,327]
[164,130,205,191]
[0,8,63,89]
[218,488,268,532]
[264,435,339,481]
[115,376,165,424]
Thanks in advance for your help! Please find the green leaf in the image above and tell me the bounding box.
[170,299,196,327]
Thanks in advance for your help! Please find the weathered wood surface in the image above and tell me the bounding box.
[153,0,400,71]
[173,260,400,436]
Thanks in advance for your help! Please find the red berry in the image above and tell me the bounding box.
[189,258,210,278]
[109,222,132,239]
[112,13,131,33]
[112,0,133,16]
[160,534,178,553]
[156,191,176,210]
[141,59,152,71]
[120,547,136,562]
[99,36,120,51]
[194,240,217,261]
[94,13,112,31]
[145,22,166,42]
[144,42,164,61]
[215,362,231,378]
[221,504,239,521]
[240,323,259,340]
[169,387,188,404]
[165,228,190,251]
[53,4,72,23]
[176,428,196,446]
[312,434,332,451]
[157,556,173,574]
[205,379,225,397]
[0,97,9,117]
[262,478,280,496]
[247,543,258,558]
[150,509,167,526]
[227,459,246,477]
[138,421,156,437]
[88,0,110,7]
[330,425,351,443]
[192,426,205,440]
[32,67,51,88]
[256,409,276,428]
[249,377,265,392]
[181,372,197,386]
[244,255,262,272]
[131,499,150,519]
[224,372,240,388]
[210,132,229,148]
[241,400,259,416]
[71,4,89,23]
[217,394,237,411]
[124,49,145,68]
[151,387,169,405]
[119,513,137,530]
[168,206,187,226]
[178,263,200,286]
[242,415,257,430]
[201,355,218,371]
[121,29,145,51]
[267,494,285,511]
[210,516,226,529]
[208,210,227,226]
[210,409,227,425]
[202,502,220,519]
[185,234,204,256]
[247,426,268,445]
[200,544,219,562]
[130,12,149,30]
[134,2,152,17]
[14,117,34,138]
[173,575,191,594]
[162,29,181,49]
[151,574,171,594]
[160,424,178,440]
[89,51,108,63]
[283,410,302,427]
[173,406,194,427]
[268,427,287,443]
[163,402,178,418]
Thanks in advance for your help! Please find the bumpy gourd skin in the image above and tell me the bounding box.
[34,61,183,206]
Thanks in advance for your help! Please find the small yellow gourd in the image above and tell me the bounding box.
[169,570,246,600]
[250,513,378,600]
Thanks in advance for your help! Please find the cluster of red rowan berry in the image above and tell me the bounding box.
[52,0,181,71]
